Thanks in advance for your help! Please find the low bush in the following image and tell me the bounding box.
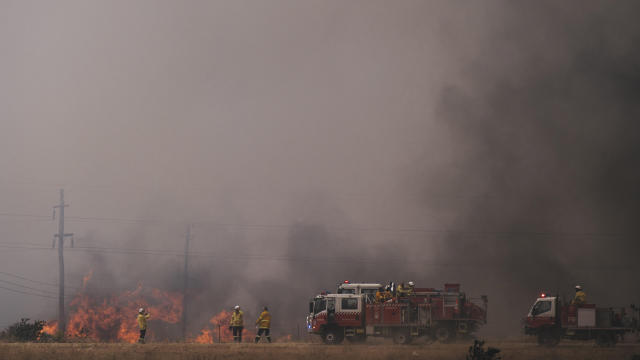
[0,319,45,342]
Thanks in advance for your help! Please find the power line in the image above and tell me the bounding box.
[0,212,50,220]
[0,278,59,296]
[57,246,639,270]
[0,239,636,272]
[0,241,636,270]
[0,219,52,225]
[0,271,80,290]
[0,242,52,249]
[0,285,57,300]
[0,210,634,238]
[67,215,164,225]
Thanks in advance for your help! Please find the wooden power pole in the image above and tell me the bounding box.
[181,224,192,340]
[53,189,73,335]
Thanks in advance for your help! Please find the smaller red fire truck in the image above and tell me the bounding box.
[524,293,639,347]
[307,282,487,344]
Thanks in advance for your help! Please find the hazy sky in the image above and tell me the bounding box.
[1,0,639,337]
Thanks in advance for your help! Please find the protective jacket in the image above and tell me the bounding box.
[230,310,244,327]
[572,291,587,305]
[137,313,150,330]
[256,310,271,329]
[397,284,409,297]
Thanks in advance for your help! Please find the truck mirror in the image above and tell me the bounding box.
[309,302,314,314]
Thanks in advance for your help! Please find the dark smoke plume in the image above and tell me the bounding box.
[414,0,640,333]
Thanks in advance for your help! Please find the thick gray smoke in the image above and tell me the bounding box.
[1,0,639,338]
[414,0,640,334]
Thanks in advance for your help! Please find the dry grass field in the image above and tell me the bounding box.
[0,341,639,360]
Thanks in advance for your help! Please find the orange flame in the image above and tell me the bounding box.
[191,310,255,343]
[194,328,213,343]
[41,321,58,336]
[43,276,183,342]
[81,270,93,289]
[42,271,289,343]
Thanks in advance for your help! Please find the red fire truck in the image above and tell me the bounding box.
[524,293,639,347]
[306,282,488,344]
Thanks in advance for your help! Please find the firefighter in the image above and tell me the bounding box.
[229,305,244,342]
[407,281,415,295]
[383,286,393,301]
[137,307,150,344]
[397,282,409,297]
[571,285,587,306]
[254,306,272,343]
[375,287,385,303]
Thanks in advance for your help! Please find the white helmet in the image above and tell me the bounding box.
[575,285,582,290]
[408,281,415,287]
[138,308,145,313]
[234,305,240,310]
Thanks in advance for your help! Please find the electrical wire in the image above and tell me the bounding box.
[0,285,57,300]
[0,278,59,296]
[0,212,50,219]
[0,271,80,290]
[0,211,632,238]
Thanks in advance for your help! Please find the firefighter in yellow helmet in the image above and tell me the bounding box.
[375,287,386,303]
[571,285,587,306]
[383,286,393,301]
[137,307,150,344]
[397,282,409,297]
[254,306,272,343]
[407,281,415,295]
[229,305,244,342]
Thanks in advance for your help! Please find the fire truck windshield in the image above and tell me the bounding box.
[531,299,552,316]
[313,298,326,314]
[337,288,355,294]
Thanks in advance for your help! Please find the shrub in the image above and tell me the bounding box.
[0,318,45,342]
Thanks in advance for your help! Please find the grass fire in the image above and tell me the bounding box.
[38,273,262,343]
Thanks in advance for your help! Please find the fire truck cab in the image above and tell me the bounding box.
[308,293,365,344]
[524,293,639,347]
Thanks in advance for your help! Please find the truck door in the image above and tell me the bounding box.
[526,298,557,330]
[327,298,336,323]
[338,295,363,326]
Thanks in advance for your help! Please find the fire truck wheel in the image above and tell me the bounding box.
[422,333,436,344]
[346,335,366,343]
[392,330,412,345]
[537,330,560,347]
[595,332,616,347]
[323,329,344,345]
[434,327,452,343]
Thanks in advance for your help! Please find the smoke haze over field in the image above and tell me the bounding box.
[1,0,639,337]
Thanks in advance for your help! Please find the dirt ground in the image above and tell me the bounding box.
[0,341,639,360]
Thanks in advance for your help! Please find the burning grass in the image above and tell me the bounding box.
[0,342,638,360]
[43,283,184,342]
[41,271,263,343]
